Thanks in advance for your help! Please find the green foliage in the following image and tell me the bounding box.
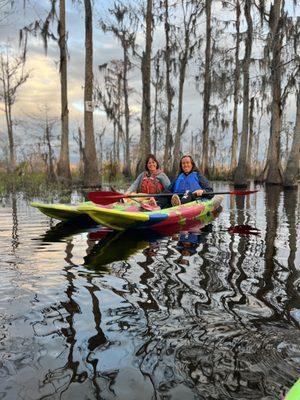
[0,162,132,201]
[101,162,127,185]
[0,171,62,199]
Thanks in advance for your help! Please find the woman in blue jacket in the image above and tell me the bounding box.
[170,155,213,206]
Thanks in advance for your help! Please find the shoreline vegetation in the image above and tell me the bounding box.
[0,159,287,201]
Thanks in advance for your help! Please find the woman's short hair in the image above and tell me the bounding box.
[145,154,160,172]
[179,154,198,173]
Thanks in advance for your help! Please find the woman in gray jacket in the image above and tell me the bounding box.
[127,154,170,194]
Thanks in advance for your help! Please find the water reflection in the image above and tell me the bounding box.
[38,219,100,243]
[1,188,299,399]
[11,191,19,251]
[84,209,220,269]
[283,189,300,327]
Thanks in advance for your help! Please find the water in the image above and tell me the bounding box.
[0,183,299,400]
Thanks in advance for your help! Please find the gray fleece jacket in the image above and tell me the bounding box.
[127,171,170,193]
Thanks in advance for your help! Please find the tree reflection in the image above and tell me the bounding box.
[34,234,108,397]
[224,195,250,325]
[283,188,300,327]
[30,195,300,399]
[11,190,19,251]
[254,185,285,323]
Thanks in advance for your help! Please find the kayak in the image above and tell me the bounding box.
[31,196,223,229]
[31,201,93,222]
[30,200,143,222]
[78,195,223,231]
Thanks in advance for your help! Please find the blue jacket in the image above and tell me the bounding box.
[171,171,213,199]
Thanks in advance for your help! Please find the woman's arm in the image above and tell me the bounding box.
[126,173,143,193]
[157,172,171,190]
[196,173,213,198]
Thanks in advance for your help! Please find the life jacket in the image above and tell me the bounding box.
[140,172,164,194]
[173,171,202,193]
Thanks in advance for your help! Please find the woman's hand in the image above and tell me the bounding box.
[123,191,136,203]
[193,189,204,197]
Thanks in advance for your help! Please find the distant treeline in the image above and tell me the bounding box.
[0,0,299,188]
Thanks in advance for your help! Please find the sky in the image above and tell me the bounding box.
[0,0,299,166]
[0,0,129,162]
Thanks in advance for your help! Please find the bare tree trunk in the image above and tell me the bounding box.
[116,72,121,165]
[137,0,152,173]
[172,56,187,176]
[172,2,201,177]
[284,123,289,167]
[265,0,284,184]
[247,96,255,176]
[98,128,105,177]
[5,93,15,171]
[153,57,160,155]
[57,0,71,184]
[230,0,241,174]
[3,56,16,171]
[163,0,173,172]
[45,123,56,181]
[83,0,99,187]
[283,90,300,187]
[201,0,212,175]
[78,127,84,180]
[113,122,116,164]
[190,133,195,159]
[99,136,103,176]
[123,43,131,177]
[234,0,252,187]
[117,127,120,165]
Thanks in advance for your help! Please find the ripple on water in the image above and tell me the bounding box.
[0,188,299,399]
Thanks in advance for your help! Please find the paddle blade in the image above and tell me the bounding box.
[228,189,259,196]
[88,191,124,204]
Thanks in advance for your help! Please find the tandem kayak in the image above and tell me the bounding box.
[78,195,223,231]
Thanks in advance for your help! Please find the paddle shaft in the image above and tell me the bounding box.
[112,190,257,198]
[88,189,258,205]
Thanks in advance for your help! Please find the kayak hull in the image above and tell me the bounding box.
[78,195,223,231]
[31,201,93,222]
[32,196,223,229]
[31,200,142,222]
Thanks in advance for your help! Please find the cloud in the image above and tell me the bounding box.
[15,53,60,116]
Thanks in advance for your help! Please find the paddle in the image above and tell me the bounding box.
[88,189,258,205]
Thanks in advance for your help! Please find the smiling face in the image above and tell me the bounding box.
[181,156,193,174]
[147,157,158,173]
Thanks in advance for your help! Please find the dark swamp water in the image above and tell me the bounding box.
[0,182,299,400]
